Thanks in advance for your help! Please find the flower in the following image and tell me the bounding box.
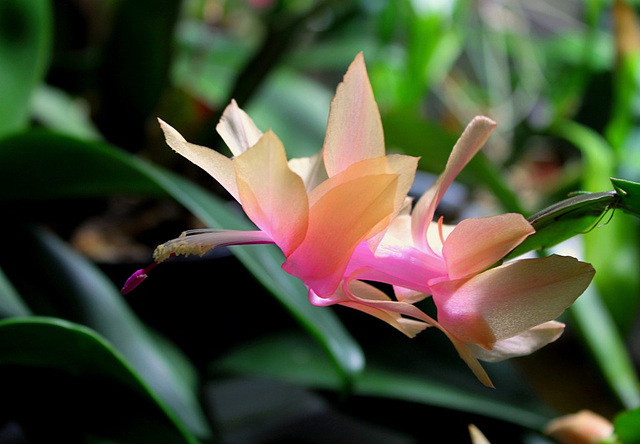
[123,53,418,303]
[317,116,595,385]
[122,52,595,387]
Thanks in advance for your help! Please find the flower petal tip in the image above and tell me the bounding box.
[121,269,148,295]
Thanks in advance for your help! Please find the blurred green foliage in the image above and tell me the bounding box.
[1,0,640,442]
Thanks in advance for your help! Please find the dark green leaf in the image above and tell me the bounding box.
[0,0,51,138]
[213,331,551,431]
[0,130,168,200]
[569,285,640,409]
[94,0,182,150]
[1,226,212,438]
[0,317,197,443]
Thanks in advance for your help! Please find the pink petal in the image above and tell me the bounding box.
[233,130,309,256]
[322,52,385,177]
[216,99,263,156]
[411,116,497,251]
[431,255,595,348]
[443,213,535,280]
[159,119,239,200]
[468,321,565,362]
[345,241,445,295]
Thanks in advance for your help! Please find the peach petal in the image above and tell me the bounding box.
[283,173,398,296]
[323,52,385,177]
[431,255,595,347]
[443,213,535,279]
[411,116,497,251]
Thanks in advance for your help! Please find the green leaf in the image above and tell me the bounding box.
[0,129,364,386]
[93,0,182,150]
[30,84,102,140]
[246,68,332,158]
[1,226,212,439]
[0,0,51,138]
[615,406,640,443]
[506,191,618,259]
[213,331,551,432]
[569,284,640,409]
[0,317,197,443]
[551,119,640,333]
[611,177,640,217]
[505,178,640,259]
[0,130,168,200]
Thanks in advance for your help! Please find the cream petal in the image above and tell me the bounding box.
[233,130,309,256]
[322,52,385,177]
[216,99,263,156]
[159,119,239,200]
[393,286,428,304]
[443,213,535,280]
[287,151,328,191]
[468,425,492,444]
[431,255,595,348]
[411,116,497,252]
[469,321,565,362]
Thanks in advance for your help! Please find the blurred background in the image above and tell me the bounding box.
[1,0,640,442]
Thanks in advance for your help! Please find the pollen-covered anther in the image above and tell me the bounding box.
[153,230,222,262]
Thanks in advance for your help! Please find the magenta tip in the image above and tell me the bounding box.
[121,269,148,295]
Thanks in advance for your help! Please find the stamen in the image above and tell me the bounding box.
[153,229,272,262]
[438,216,446,246]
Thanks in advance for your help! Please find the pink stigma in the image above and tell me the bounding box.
[121,262,159,294]
[121,269,148,294]
[121,253,177,294]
